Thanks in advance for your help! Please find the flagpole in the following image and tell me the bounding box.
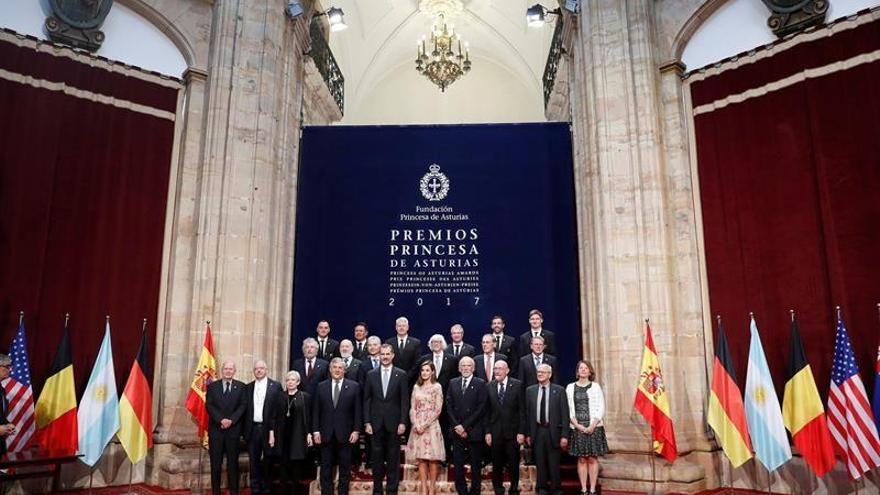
[128,459,134,494]
[18,310,23,326]
[645,319,657,495]
[197,320,209,495]
[88,465,95,495]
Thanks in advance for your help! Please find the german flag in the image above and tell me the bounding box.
[782,315,835,477]
[707,318,752,467]
[33,321,78,454]
[634,321,677,462]
[118,327,153,463]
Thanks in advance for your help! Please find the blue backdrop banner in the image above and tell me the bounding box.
[292,123,580,376]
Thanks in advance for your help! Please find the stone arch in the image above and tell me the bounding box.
[117,0,200,70]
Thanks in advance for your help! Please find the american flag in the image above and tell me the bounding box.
[827,314,880,479]
[2,319,35,452]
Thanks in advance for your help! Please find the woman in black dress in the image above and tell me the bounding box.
[566,361,608,495]
[276,370,312,495]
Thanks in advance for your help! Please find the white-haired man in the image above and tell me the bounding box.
[292,338,328,397]
[385,316,421,381]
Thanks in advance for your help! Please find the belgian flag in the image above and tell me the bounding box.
[33,321,78,454]
[782,315,835,477]
[707,318,752,467]
[118,327,153,463]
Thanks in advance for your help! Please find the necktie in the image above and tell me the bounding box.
[399,338,405,349]
[333,381,341,407]
[344,357,350,368]
[498,382,506,404]
[357,342,363,353]
[319,340,325,356]
[485,355,492,381]
[539,386,548,424]
[373,358,378,369]
[462,378,468,393]
[495,335,501,350]
[434,355,441,377]
[454,344,461,357]
[535,355,541,367]
[382,368,390,397]
[224,381,230,395]
[306,359,313,378]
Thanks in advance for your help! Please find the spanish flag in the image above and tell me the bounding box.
[782,315,835,477]
[118,327,153,463]
[634,321,677,462]
[707,318,752,467]
[185,323,216,444]
[33,321,78,454]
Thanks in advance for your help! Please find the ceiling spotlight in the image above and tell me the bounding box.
[563,0,579,13]
[526,3,567,28]
[326,7,348,32]
[285,0,304,18]
[526,4,547,28]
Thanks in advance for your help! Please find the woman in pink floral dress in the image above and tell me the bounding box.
[406,360,445,495]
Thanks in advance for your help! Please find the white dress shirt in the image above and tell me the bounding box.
[253,377,268,422]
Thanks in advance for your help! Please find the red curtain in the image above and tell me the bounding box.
[691,18,880,397]
[0,38,178,395]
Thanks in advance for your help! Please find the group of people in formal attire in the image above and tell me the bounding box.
[206,310,609,495]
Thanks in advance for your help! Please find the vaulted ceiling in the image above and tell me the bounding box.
[326,0,557,124]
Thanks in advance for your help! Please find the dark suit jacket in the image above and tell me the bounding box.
[363,366,410,432]
[386,336,422,378]
[275,390,311,460]
[446,376,488,441]
[519,330,556,357]
[525,383,570,446]
[473,353,508,383]
[363,354,382,373]
[243,378,284,443]
[0,390,9,457]
[291,357,329,397]
[312,378,362,442]
[343,357,367,386]
[492,334,518,369]
[352,340,369,361]
[206,379,247,434]
[417,353,457,392]
[445,342,476,360]
[485,378,526,440]
[316,337,340,361]
[517,353,559,387]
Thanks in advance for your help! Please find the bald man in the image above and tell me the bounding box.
[243,360,283,495]
[206,360,246,495]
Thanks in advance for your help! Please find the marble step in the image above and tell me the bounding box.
[309,463,538,494]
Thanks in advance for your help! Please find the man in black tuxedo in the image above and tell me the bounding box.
[385,316,421,382]
[339,339,367,386]
[0,354,15,458]
[363,344,410,495]
[420,334,457,392]
[446,356,488,495]
[313,358,362,495]
[517,336,559,387]
[490,315,518,374]
[518,309,556,357]
[474,334,508,383]
[485,360,525,495]
[446,324,476,361]
[291,338,329,397]
[242,360,283,495]
[315,320,340,361]
[352,322,370,361]
[206,360,246,495]
[525,364,570,495]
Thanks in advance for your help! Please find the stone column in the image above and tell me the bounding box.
[569,1,711,492]
[149,0,312,488]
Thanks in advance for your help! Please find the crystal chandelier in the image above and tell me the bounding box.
[415,15,471,92]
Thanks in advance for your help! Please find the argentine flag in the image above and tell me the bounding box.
[77,321,120,466]
[745,316,792,472]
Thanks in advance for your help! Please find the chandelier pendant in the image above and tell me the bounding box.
[415,14,472,92]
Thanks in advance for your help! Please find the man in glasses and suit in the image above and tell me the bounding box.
[206,360,246,495]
